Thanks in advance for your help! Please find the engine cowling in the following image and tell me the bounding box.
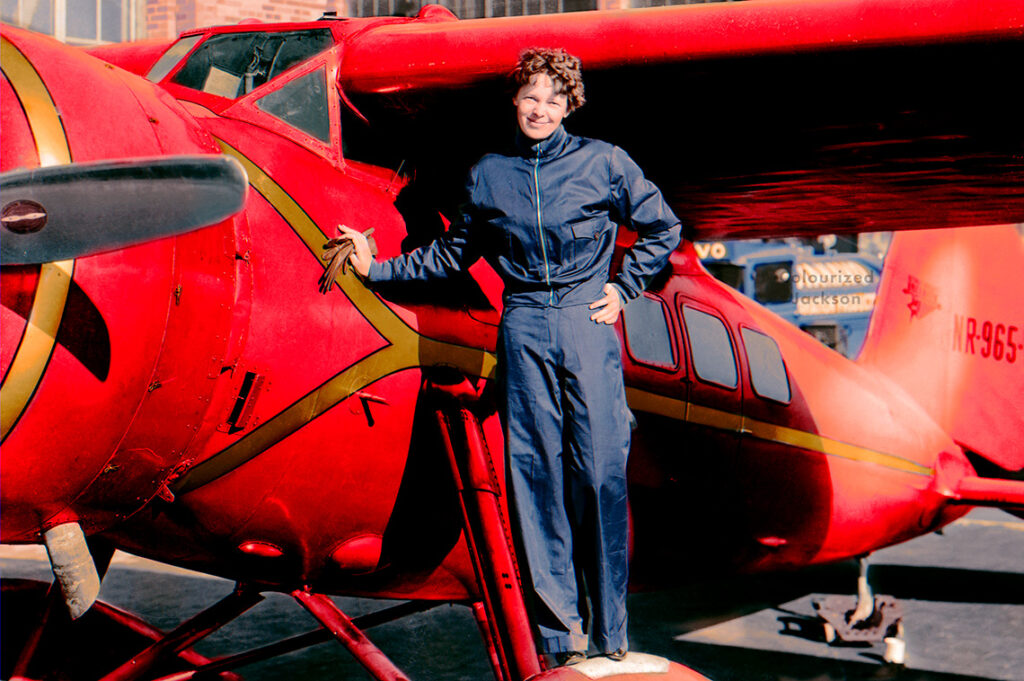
[1,26,247,542]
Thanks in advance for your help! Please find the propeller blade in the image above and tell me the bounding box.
[1,155,248,265]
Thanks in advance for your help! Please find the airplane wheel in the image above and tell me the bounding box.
[822,622,837,643]
[1,578,238,680]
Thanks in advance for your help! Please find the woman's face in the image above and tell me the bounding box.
[513,73,569,141]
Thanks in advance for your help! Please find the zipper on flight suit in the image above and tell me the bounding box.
[532,150,553,304]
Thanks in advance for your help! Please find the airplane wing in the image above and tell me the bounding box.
[336,0,1024,240]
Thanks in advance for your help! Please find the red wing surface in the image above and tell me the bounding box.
[337,0,1024,239]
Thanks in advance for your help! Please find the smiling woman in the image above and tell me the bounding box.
[510,48,585,140]
[332,47,683,665]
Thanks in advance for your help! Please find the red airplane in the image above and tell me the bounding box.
[2,0,1023,679]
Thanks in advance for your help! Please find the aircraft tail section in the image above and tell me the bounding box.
[857,225,1024,474]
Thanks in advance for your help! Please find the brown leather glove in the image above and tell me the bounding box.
[318,228,376,294]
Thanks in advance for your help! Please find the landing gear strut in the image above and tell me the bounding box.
[813,556,905,663]
[428,375,713,681]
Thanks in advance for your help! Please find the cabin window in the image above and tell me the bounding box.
[169,30,333,98]
[741,328,791,403]
[256,67,330,143]
[622,294,676,368]
[682,306,738,389]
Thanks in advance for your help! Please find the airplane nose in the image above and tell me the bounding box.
[1,25,244,543]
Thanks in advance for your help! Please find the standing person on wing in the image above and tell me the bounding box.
[336,48,682,666]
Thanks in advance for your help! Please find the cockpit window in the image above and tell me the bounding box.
[256,67,330,143]
[146,35,202,83]
[168,30,333,99]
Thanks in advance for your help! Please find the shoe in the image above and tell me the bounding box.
[557,651,587,666]
[604,648,627,661]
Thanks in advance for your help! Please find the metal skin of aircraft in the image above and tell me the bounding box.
[1,0,1023,679]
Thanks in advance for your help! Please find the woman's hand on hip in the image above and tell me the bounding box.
[589,283,623,325]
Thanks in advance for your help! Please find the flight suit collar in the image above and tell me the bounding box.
[515,125,571,160]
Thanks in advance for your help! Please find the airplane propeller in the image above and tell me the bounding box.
[0,156,248,265]
[1,155,247,618]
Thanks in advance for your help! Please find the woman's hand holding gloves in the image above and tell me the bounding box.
[318,225,376,294]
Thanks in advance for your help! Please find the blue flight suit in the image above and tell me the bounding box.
[367,125,681,654]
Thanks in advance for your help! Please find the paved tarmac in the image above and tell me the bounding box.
[1,508,1021,681]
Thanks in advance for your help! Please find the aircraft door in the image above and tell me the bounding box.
[671,295,746,570]
[617,291,692,584]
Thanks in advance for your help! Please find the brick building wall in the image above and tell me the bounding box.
[145,0,343,39]
[344,0,732,20]
[143,0,732,38]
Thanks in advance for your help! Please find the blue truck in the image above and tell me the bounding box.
[695,234,889,357]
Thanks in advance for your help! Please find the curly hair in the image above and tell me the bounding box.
[510,48,586,113]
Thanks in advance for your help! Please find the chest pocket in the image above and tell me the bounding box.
[564,216,605,270]
[570,216,602,239]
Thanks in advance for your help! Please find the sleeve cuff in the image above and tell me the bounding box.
[611,281,636,303]
[366,259,386,282]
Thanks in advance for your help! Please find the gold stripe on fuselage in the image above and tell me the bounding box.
[172,140,496,493]
[625,387,934,476]
[1,37,71,167]
[0,36,74,442]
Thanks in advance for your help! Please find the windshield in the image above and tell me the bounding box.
[146,34,202,83]
[165,29,333,99]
